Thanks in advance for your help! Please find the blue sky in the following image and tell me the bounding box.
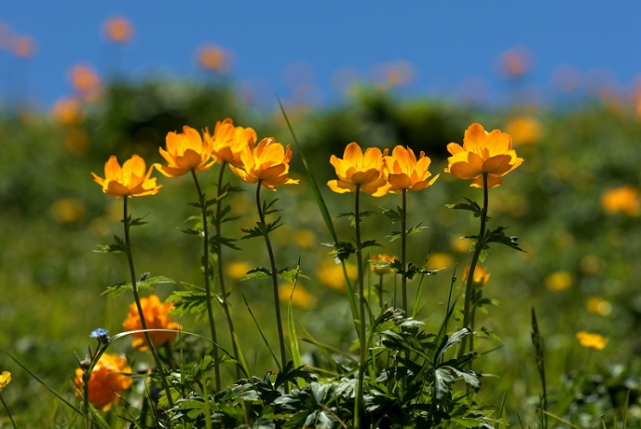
[1,1,640,110]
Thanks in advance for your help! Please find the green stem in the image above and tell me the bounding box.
[255,181,288,382]
[354,186,367,428]
[459,173,489,359]
[214,163,241,380]
[401,189,408,314]
[0,392,18,429]
[378,275,384,309]
[191,170,222,391]
[123,197,175,408]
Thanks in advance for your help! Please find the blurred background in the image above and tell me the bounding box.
[1,2,641,427]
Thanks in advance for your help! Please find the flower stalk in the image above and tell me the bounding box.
[401,189,408,314]
[354,185,367,429]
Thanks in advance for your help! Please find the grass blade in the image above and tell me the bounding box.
[241,293,281,370]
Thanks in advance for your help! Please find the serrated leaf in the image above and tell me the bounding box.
[361,240,382,250]
[380,205,404,224]
[278,267,310,283]
[485,226,525,252]
[243,267,271,281]
[434,367,455,401]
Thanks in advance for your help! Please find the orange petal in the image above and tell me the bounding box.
[343,142,364,164]
[463,123,488,152]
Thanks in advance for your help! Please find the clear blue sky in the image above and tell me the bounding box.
[1,1,640,110]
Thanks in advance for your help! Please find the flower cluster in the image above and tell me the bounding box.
[74,353,132,411]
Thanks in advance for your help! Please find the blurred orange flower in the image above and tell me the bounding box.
[52,97,83,125]
[371,253,396,276]
[318,260,358,291]
[197,45,228,72]
[505,117,542,145]
[445,123,523,188]
[229,137,299,190]
[576,331,608,351]
[328,142,389,196]
[13,35,35,58]
[545,271,573,291]
[123,295,181,351]
[104,17,133,43]
[383,145,439,193]
[74,353,132,411]
[279,284,317,309]
[601,185,639,216]
[92,155,162,199]
[462,265,490,289]
[70,64,100,94]
[203,118,257,167]
[499,47,531,79]
[155,126,216,177]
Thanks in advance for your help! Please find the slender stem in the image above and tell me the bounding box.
[0,393,18,429]
[378,275,384,309]
[459,173,489,359]
[214,163,241,380]
[191,170,222,391]
[401,189,408,314]
[255,181,288,379]
[123,197,175,408]
[354,186,367,428]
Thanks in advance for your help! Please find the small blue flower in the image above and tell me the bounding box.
[90,328,110,344]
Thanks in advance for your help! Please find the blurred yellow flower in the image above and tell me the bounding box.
[279,284,316,309]
[197,45,228,72]
[293,229,316,248]
[155,126,216,177]
[586,296,612,316]
[601,185,640,216]
[445,123,523,188]
[0,371,10,391]
[74,353,132,411]
[50,198,86,224]
[462,265,490,289]
[327,142,390,196]
[544,271,573,291]
[371,253,396,276]
[318,261,358,291]
[104,17,133,43]
[505,117,541,145]
[70,64,100,94]
[382,145,439,193]
[203,118,257,167]
[450,237,473,253]
[229,137,299,191]
[122,295,181,352]
[64,128,90,155]
[576,331,608,351]
[92,155,162,199]
[426,253,454,270]
[226,261,252,280]
[52,97,83,125]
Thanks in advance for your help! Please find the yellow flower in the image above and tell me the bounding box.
[371,254,397,276]
[203,118,257,167]
[426,253,454,270]
[52,97,83,125]
[92,155,162,199]
[445,123,523,188]
[462,265,490,289]
[229,137,299,191]
[50,198,86,224]
[155,126,216,177]
[70,64,100,94]
[0,371,10,391]
[505,116,541,145]
[318,260,358,291]
[576,331,608,351]
[601,185,640,216]
[122,295,181,352]
[74,353,132,411]
[327,142,390,196]
[382,146,439,193]
[226,261,252,280]
[545,271,573,291]
[586,296,612,316]
[104,17,133,44]
[279,284,317,309]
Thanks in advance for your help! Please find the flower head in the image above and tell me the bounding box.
[92,155,162,199]
[155,126,216,177]
[279,284,317,309]
[328,142,390,196]
[104,17,133,44]
[601,185,639,216]
[197,45,229,72]
[90,328,110,344]
[445,123,523,188]
[74,353,132,411]
[462,265,490,289]
[229,137,299,191]
[70,64,100,94]
[122,295,181,351]
[371,254,397,276]
[383,145,439,193]
[203,118,257,167]
[545,271,573,291]
[0,371,11,391]
[576,331,608,351]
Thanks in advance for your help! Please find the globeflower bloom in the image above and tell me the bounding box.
[371,254,397,276]
[576,331,608,351]
[601,185,640,216]
[92,155,162,199]
[104,17,133,44]
[382,145,439,193]
[445,123,523,188]
[203,118,257,167]
[155,126,216,177]
[122,295,181,351]
[229,137,299,190]
[0,371,10,391]
[327,142,390,196]
[462,265,491,289]
[74,353,132,411]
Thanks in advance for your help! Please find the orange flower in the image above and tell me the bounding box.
[203,118,257,167]
[505,116,542,145]
[104,17,133,43]
[371,254,396,276]
[52,97,83,125]
[74,353,132,411]
[601,185,639,216]
[462,265,490,289]
[229,137,299,190]
[70,64,100,94]
[155,126,216,177]
[327,142,389,196]
[383,146,439,193]
[197,45,228,72]
[92,155,162,199]
[445,123,523,188]
[13,35,35,58]
[279,284,317,309]
[576,331,608,351]
[122,295,181,351]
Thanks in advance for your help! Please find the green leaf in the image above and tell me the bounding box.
[209,234,241,251]
[434,367,455,401]
[361,240,382,250]
[167,284,209,319]
[323,241,355,262]
[278,267,310,283]
[434,328,471,362]
[241,218,283,240]
[446,197,484,218]
[94,234,127,254]
[381,205,404,224]
[242,267,271,281]
[485,226,525,252]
